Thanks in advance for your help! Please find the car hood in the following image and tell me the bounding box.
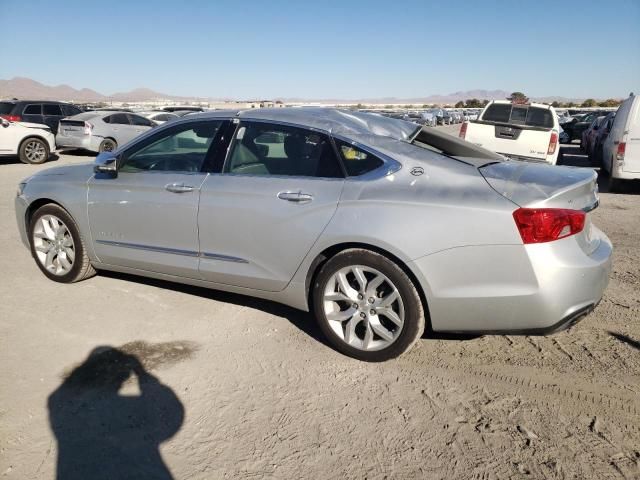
[30,162,95,181]
[16,122,52,131]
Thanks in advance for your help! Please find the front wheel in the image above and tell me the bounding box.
[29,204,96,283]
[312,249,425,361]
[19,137,49,164]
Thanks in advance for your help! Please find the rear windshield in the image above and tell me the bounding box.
[481,103,554,129]
[0,102,16,114]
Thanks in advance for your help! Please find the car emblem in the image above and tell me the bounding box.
[410,166,424,176]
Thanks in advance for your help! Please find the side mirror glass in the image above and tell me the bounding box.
[94,151,118,177]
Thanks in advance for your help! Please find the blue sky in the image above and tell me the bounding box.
[0,0,638,99]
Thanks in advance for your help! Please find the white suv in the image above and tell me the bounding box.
[0,119,56,164]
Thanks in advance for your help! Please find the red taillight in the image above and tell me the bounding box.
[459,121,468,139]
[513,208,585,244]
[616,141,626,160]
[0,114,21,122]
[547,131,558,155]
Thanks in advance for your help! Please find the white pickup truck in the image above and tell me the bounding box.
[460,100,560,164]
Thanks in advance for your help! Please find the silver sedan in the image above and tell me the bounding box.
[56,111,156,153]
[15,109,612,361]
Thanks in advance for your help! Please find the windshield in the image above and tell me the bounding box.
[481,103,554,129]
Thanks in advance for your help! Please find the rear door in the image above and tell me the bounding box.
[21,104,44,125]
[128,113,155,137]
[43,104,64,134]
[197,120,345,291]
[105,113,138,145]
[472,103,555,161]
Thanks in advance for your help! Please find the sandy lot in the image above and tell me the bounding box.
[1,130,639,479]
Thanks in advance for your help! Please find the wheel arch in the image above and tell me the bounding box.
[19,135,51,153]
[305,241,432,331]
[25,198,69,235]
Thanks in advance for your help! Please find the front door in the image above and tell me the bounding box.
[198,121,345,291]
[87,119,225,277]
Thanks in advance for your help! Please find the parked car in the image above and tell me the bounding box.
[15,108,611,361]
[420,111,438,127]
[561,111,609,142]
[581,115,607,155]
[56,111,156,153]
[601,94,640,191]
[162,106,204,113]
[0,100,83,135]
[426,108,445,125]
[461,100,561,164]
[0,118,55,164]
[139,111,180,124]
[589,112,616,165]
[441,110,453,125]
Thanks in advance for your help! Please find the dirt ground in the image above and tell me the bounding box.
[0,132,638,479]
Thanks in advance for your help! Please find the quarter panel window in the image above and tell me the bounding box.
[225,122,343,178]
[119,121,223,173]
[334,139,384,177]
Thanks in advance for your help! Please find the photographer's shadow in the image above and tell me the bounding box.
[48,347,184,480]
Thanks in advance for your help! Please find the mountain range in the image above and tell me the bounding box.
[0,77,589,104]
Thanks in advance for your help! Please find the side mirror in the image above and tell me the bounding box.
[94,151,118,177]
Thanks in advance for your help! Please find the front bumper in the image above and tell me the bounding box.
[15,195,29,249]
[410,226,612,333]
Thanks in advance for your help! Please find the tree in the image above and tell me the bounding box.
[465,98,483,108]
[455,101,465,108]
[599,98,621,107]
[581,98,597,108]
[507,92,529,104]
[551,101,560,108]
[482,99,490,107]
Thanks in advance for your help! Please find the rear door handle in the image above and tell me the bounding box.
[277,191,313,203]
[165,183,195,193]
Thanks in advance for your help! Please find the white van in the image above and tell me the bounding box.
[601,94,640,191]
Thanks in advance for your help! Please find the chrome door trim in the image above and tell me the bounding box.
[95,239,248,263]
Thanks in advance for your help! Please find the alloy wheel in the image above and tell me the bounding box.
[32,215,75,276]
[323,265,405,351]
[24,141,46,163]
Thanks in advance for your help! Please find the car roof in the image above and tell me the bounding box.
[184,108,422,141]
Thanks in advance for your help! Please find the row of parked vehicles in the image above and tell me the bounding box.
[0,99,204,163]
[458,95,639,191]
[378,108,480,127]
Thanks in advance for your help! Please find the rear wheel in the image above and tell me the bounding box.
[99,138,117,152]
[29,204,96,283]
[19,137,49,164]
[312,249,425,361]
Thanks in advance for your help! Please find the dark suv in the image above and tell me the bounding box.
[0,100,83,134]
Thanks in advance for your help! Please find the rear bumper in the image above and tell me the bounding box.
[410,226,612,333]
[55,134,100,152]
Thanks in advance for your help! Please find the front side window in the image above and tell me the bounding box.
[119,120,222,173]
[334,139,384,176]
[62,105,82,116]
[23,104,42,115]
[225,122,343,178]
[43,104,63,116]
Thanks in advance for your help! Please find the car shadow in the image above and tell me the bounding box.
[98,270,333,349]
[0,152,60,166]
[558,143,640,194]
[60,148,97,157]
[48,345,185,479]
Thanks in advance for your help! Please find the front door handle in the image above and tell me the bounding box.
[165,183,195,193]
[277,191,313,204]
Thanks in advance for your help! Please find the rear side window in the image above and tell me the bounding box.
[334,139,384,176]
[482,104,554,128]
[128,114,154,127]
[106,113,130,125]
[62,105,82,116]
[0,102,15,114]
[23,104,42,115]
[43,104,63,116]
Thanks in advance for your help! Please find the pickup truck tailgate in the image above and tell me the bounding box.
[465,122,554,162]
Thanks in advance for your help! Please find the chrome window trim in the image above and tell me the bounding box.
[95,239,248,263]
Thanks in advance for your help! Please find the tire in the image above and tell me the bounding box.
[19,137,49,164]
[28,204,96,283]
[312,248,425,362]
[99,138,117,152]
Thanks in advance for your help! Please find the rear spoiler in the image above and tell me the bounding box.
[411,127,504,161]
